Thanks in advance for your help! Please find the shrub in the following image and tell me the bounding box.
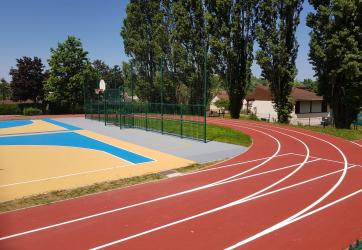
[23,107,42,116]
[0,104,21,115]
[248,113,260,121]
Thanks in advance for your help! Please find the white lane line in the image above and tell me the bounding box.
[289,152,361,166]
[0,163,135,188]
[89,124,311,249]
[89,164,356,250]
[0,153,295,188]
[0,126,282,241]
[287,188,362,223]
[350,140,362,148]
[184,153,295,176]
[222,121,348,249]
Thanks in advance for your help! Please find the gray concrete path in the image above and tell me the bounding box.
[55,117,247,163]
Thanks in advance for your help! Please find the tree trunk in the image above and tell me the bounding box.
[229,92,242,119]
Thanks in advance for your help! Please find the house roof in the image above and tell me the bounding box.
[245,85,323,101]
[216,90,228,100]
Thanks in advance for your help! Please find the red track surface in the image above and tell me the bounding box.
[0,118,361,250]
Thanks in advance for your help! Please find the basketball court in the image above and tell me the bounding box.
[0,118,194,201]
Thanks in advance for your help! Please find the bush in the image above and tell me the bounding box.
[23,107,42,116]
[248,113,260,121]
[0,104,21,115]
[18,103,44,112]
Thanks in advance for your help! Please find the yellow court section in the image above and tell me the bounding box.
[0,119,65,135]
[0,129,194,201]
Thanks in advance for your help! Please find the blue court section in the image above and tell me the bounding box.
[0,132,153,164]
[0,120,33,129]
[42,118,81,130]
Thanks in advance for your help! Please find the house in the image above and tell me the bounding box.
[209,85,330,125]
[209,91,228,112]
[244,85,329,125]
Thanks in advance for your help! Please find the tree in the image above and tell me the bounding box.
[206,0,257,118]
[0,78,11,103]
[9,57,46,103]
[170,1,210,105]
[121,1,166,102]
[307,0,362,128]
[93,60,124,89]
[256,0,303,123]
[45,36,91,112]
[301,78,318,92]
[122,1,213,105]
[214,99,229,110]
[93,60,110,80]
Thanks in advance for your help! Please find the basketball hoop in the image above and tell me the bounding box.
[99,79,106,91]
[95,89,103,95]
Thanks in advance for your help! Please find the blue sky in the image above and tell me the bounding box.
[0,0,314,81]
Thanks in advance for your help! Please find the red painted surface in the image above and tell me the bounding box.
[0,118,361,250]
[0,114,84,121]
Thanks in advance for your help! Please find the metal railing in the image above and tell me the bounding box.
[84,90,207,142]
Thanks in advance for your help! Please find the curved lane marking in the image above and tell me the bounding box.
[91,164,358,250]
[0,125,282,241]
[88,123,310,249]
[217,121,348,249]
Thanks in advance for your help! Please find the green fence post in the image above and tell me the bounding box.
[119,90,122,129]
[98,94,100,121]
[131,70,135,128]
[160,57,164,134]
[180,104,183,138]
[104,91,107,126]
[145,102,148,131]
[203,47,208,143]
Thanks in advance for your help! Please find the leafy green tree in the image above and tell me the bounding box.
[121,1,166,102]
[170,1,210,105]
[256,0,303,123]
[45,36,91,112]
[93,60,110,80]
[206,0,257,118]
[307,0,362,128]
[214,99,229,110]
[93,60,123,89]
[9,57,46,103]
[251,76,269,87]
[0,78,11,103]
[301,78,318,92]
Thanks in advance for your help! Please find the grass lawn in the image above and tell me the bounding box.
[220,113,362,141]
[91,114,252,147]
[295,125,362,141]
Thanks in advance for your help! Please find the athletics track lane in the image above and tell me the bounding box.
[0,118,361,249]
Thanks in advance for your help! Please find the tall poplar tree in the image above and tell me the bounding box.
[206,0,257,118]
[121,0,166,102]
[256,0,303,123]
[307,0,362,128]
[171,1,210,105]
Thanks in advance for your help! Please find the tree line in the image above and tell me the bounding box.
[2,36,123,113]
[121,0,361,128]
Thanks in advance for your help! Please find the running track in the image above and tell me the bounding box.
[0,118,361,249]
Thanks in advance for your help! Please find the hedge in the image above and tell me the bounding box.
[23,107,42,116]
[0,104,21,115]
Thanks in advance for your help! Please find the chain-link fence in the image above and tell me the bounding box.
[84,89,207,142]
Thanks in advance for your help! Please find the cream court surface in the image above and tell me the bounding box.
[0,119,193,201]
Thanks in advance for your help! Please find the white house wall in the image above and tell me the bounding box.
[243,99,329,125]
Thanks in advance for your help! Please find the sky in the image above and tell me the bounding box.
[0,0,315,82]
